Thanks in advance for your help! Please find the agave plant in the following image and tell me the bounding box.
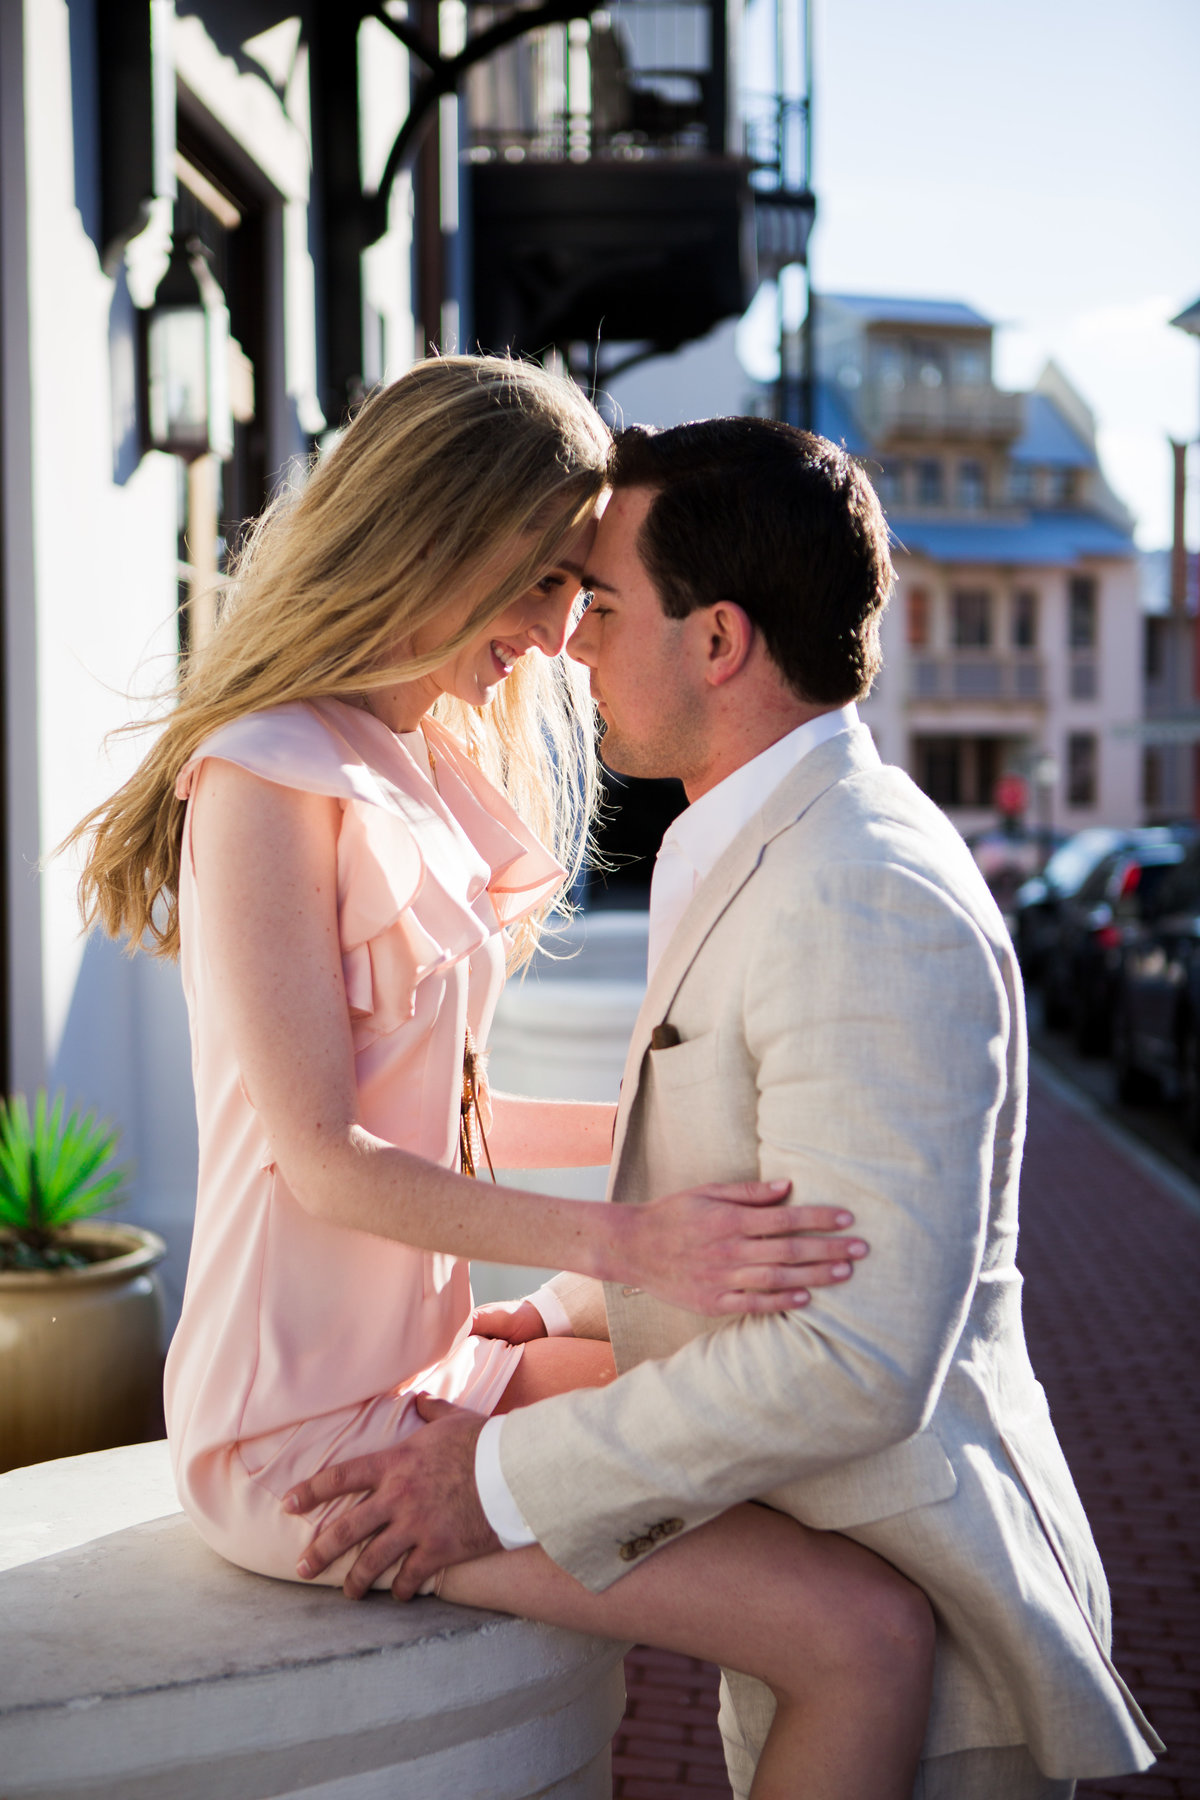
[0,1093,129,1271]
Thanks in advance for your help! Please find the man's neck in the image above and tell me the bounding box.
[682,699,841,802]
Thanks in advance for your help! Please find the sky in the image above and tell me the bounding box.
[742,0,1199,550]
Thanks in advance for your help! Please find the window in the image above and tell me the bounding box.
[918,738,962,807]
[875,460,904,506]
[1068,576,1097,649]
[1009,464,1035,504]
[1012,591,1038,649]
[1144,615,1167,681]
[1143,748,1164,811]
[907,587,930,648]
[873,340,905,389]
[1070,660,1098,700]
[957,459,986,510]
[1047,467,1075,506]
[953,589,992,649]
[952,345,988,387]
[914,736,1003,810]
[1067,732,1097,808]
[916,458,943,505]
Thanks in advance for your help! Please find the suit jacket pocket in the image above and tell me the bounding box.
[648,1029,722,1090]
[761,1428,958,1530]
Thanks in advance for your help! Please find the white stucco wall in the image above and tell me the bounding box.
[24,0,190,1260]
[12,3,329,1330]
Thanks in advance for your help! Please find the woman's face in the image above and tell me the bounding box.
[421,505,602,710]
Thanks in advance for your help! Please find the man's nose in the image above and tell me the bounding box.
[566,608,596,665]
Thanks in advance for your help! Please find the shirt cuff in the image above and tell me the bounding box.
[525,1283,574,1338]
[475,1416,538,1550]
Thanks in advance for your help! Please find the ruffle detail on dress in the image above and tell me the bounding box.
[176,700,565,1049]
[335,799,491,1048]
[419,720,569,926]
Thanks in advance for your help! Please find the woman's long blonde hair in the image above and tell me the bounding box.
[72,355,611,966]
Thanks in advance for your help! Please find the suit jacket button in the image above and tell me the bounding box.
[621,1286,642,1298]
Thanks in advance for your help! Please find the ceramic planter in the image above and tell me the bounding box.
[0,1223,165,1473]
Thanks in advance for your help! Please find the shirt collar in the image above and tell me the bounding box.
[661,704,859,884]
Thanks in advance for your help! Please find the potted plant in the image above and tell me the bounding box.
[0,1092,165,1473]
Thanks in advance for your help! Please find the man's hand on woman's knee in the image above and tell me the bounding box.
[283,1396,500,1600]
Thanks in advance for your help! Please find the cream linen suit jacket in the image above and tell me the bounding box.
[500,725,1161,1779]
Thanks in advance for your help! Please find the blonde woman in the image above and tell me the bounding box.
[74,357,932,1799]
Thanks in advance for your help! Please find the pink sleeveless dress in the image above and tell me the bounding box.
[164,697,564,1586]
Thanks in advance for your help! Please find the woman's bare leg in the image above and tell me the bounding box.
[493,1335,616,1407]
[441,1507,931,1800]
[448,1336,934,1800]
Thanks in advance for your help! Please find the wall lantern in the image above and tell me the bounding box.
[143,234,233,461]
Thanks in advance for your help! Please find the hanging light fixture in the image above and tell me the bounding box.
[142,234,233,460]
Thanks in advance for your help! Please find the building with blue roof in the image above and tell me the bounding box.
[793,293,1144,836]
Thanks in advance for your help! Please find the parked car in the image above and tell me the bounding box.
[1112,839,1200,1144]
[1013,828,1138,979]
[1041,834,1193,1054]
[966,825,1063,915]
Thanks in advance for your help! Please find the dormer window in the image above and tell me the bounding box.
[1009,464,1035,503]
[957,459,986,510]
[1047,467,1076,507]
[916,458,943,505]
[876,461,905,505]
[952,345,988,387]
[873,341,905,389]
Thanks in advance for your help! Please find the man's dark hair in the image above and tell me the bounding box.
[608,418,893,705]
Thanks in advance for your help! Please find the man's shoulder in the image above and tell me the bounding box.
[762,756,1007,936]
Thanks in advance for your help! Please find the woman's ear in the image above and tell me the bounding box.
[701,601,755,688]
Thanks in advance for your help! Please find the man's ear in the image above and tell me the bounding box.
[700,601,755,688]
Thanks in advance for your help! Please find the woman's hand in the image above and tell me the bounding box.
[471,1300,548,1343]
[614,1181,868,1317]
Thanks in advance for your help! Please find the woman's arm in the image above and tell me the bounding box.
[485,1095,616,1168]
[190,760,865,1315]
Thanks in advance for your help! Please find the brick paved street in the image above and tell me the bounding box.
[612,1060,1200,1797]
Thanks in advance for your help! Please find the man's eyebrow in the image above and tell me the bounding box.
[578,571,618,593]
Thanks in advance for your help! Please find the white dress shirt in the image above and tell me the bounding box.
[475,705,860,1547]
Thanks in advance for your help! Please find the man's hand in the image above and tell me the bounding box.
[471,1299,548,1343]
[282,1396,500,1599]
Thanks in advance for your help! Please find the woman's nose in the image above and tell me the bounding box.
[530,597,575,658]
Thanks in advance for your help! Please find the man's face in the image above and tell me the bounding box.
[568,487,703,782]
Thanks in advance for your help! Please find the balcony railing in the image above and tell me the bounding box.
[909,653,1044,705]
[859,384,1024,443]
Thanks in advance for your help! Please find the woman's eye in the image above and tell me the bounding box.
[536,573,566,596]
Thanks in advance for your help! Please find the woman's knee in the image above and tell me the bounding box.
[823,1559,936,1696]
[767,1538,935,1704]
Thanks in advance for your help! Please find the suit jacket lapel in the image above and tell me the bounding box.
[608,724,882,1179]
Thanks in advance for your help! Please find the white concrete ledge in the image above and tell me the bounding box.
[0,1443,627,1800]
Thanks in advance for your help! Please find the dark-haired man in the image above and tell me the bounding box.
[287,420,1161,1797]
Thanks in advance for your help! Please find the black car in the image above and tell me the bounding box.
[1040,834,1192,1054]
[1013,828,1138,980]
[1112,837,1200,1146]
